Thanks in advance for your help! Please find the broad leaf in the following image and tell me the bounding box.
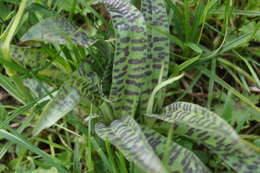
[5,44,101,136]
[101,57,113,96]
[148,102,260,172]
[0,43,51,70]
[0,43,71,86]
[95,115,167,173]
[140,0,170,111]
[20,16,96,47]
[142,126,210,173]
[33,84,80,135]
[9,44,50,69]
[33,61,102,135]
[98,0,150,116]
[141,0,169,79]
[23,78,54,98]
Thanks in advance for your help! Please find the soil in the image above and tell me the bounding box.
[0,87,18,105]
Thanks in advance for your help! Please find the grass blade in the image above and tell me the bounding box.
[199,67,260,115]
[0,129,69,173]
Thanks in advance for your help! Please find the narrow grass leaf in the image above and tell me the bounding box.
[200,67,260,114]
[0,73,26,103]
[0,129,69,173]
[146,74,184,115]
[212,9,260,16]
[220,32,252,53]
[185,42,203,54]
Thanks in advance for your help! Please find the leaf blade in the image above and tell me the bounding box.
[33,62,102,135]
[33,85,80,135]
[95,115,167,173]
[0,129,69,173]
[142,126,210,173]
[20,16,96,47]
[140,0,170,111]
[148,102,260,172]
[99,0,150,116]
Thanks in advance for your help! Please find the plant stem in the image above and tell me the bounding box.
[100,101,115,124]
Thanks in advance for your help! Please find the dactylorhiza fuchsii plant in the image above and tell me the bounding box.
[0,0,259,172]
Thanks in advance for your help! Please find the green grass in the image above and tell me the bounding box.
[0,0,259,173]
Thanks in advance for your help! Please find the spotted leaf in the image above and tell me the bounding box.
[2,43,71,86]
[23,78,54,98]
[0,43,49,69]
[140,0,170,111]
[142,126,210,173]
[3,43,102,135]
[33,61,102,136]
[20,16,96,47]
[98,0,151,116]
[148,102,260,173]
[33,84,80,135]
[95,115,167,173]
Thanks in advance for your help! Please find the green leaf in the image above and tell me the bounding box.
[212,9,260,16]
[185,42,203,54]
[23,78,54,98]
[99,0,150,116]
[31,167,59,173]
[141,126,210,173]
[200,67,260,114]
[220,32,252,53]
[148,102,260,172]
[239,21,260,42]
[146,74,184,115]
[95,115,167,173]
[20,16,96,47]
[0,73,27,103]
[33,61,102,135]
[9,44,50,69]
[140,0,170,111]
[33,84,80,135]
[0,129,69,173]
[214,92,260,132]
[0,42,51,71]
